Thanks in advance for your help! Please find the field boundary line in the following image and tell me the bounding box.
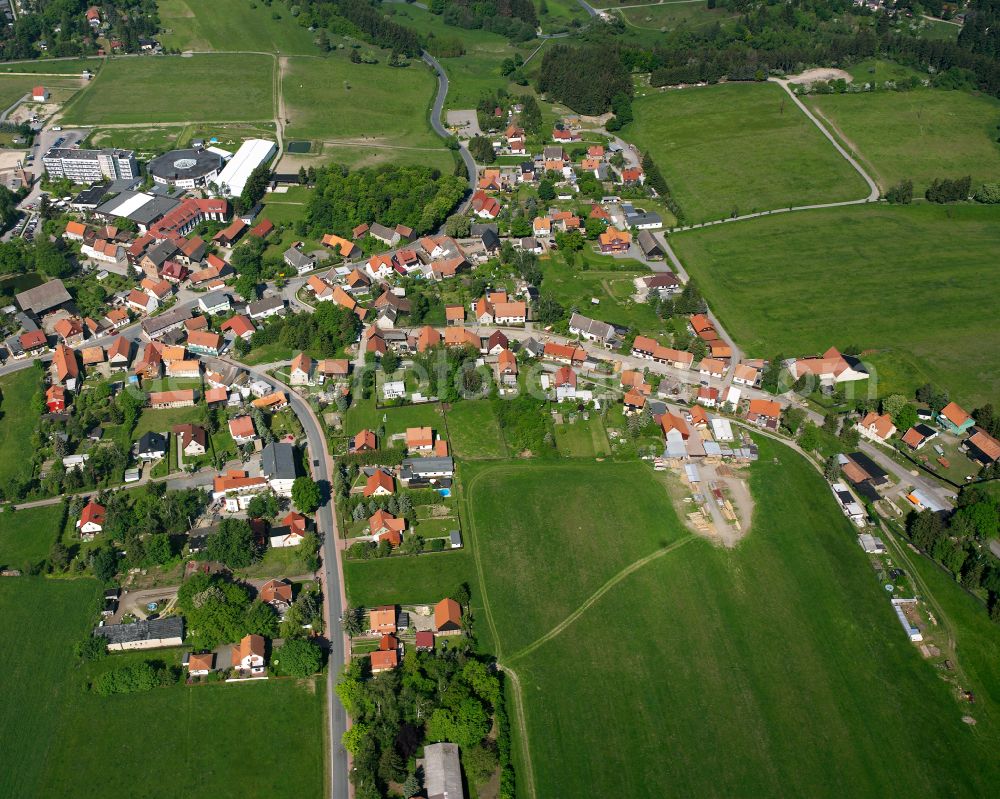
[506,534,696,663]
[459,463,505,656]
[501,665,538,799]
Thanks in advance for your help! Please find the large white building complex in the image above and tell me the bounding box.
[147,147,225,189]
[216,139,276,198]
[42,147,138,184]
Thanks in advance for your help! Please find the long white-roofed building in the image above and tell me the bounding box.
[216,139,276,197]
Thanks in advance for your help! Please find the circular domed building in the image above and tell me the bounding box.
[147,147,224,190]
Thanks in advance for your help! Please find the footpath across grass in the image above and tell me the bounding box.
[669,202,1000,406]
[805,88,1000,194]
[484,440,1000,798]
[0,578,325,798]
[627,81,868,223]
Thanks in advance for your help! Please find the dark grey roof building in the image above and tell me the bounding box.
[16,279,72,315]
[93,616,184,650]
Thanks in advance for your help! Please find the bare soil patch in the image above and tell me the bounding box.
[786,67,852,85]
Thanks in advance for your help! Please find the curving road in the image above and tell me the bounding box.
[422,51,477,215]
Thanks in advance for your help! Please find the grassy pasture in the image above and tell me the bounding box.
[0,366,41,488]
[0,504,64,570]
[0,578,325,798]
[805,88,1000,193]
[0,59,98,74]
[158,0,319,54]
[344,549,475,608]
[445,400,508,460]
[0,74,82,110]
[669,203,1000,406]
[627,81,868,223]
[282,54,442,148]
[494,438,1000,798]
[61,54,274,124]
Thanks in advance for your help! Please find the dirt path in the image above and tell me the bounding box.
[808,104,885,192]
[506,535,696,663]
[500,666,538,799]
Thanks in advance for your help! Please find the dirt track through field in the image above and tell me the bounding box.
[506,535,696,663]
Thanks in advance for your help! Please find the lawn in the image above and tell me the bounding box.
[627,81,868,223]
[467,440,1000,798]
[540,253,665,335]
[445,400,508,460]
[343,549,475,608]
[805,88,1000,193]
[281,54,445,157]
[132,404,206,439]
[158,0,319,54]
[0,578,325,798]
[61,54,274,124]
[0,365,42,488]
[553,414,611,458]
[669,202,1000,406]
[343,395,445,439]
[0,504,64,570]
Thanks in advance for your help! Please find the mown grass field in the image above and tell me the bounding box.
[0,59,98,74]
[61,54,274,124]
[464,441,1000,798]
[0,74,82,111]
[805,88,1000,193]
[158,0,318,53]
[344,549,475,609]
[0,578,325,798]
[627,81,868,223]
[282,54,441,146]
[669,202,1000,406]
[0,505,64,571]
[0,366,41,488]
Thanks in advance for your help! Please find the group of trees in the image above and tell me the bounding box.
[92,660,177,696]
[337,598,514,799]
[305,163,466,239]
[431,0,538,42]
[925,175,972,203]
[884,179,914,204]
[329,0,422,56]
[641,152,685,225]
[905,486,1000,620]
[177,573,280,649]
[245,300,361,359]
[538,43,633,115]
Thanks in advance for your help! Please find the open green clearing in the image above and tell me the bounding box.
[445,400,508,460]
[0,366,41,488]
[553,414,610,458]
[344,549,475,609]
[805,88,1000,193]
[541,254,665,335]
[282,55,439,145]
[627,81,868,223]
[670,202,1000,406]
[158,0,319,54]
[0,504,64,570]
[0,578,324,798]
[0,59,98,74]
[61,54,274,124]
[620,1,739,31]
[343,395,444,439]
[463,441,1000,797]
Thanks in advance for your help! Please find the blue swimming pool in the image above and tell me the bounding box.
[438,488,452,498]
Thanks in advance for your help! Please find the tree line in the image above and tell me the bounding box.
[431,0,538,43]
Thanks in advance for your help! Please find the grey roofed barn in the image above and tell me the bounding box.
[423,742,465,799]
[93,616,184,648]
[16,279,72,314]
[261,441,296,480]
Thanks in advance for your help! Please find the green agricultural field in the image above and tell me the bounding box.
[805,88,1000,193]
[465,442,1000,798]
[0,504,64,570]
[61,54,274,124]
[627,81,868,223]
[669,202,1000,405]
[0,365,42,488]
[158,0,319,53]
[0,578,324,798]
[445,400,508,460]
[282,54,445,157]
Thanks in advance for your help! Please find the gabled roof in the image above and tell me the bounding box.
[228,415,256,439]
[52,343,78,382]
[364,469,395,496]
[79,500,106,528]
[434,597,462,630]
[940,401,971,427]
[353,429,377,451]
[748,399,782,419]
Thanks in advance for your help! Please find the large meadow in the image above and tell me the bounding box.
[627,81,869,223]
[0,578,325,798]
[669,202,1000,406]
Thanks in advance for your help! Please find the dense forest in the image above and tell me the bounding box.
[430,0,538,42]
[305,163,466,238]
[537,43,633,114]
